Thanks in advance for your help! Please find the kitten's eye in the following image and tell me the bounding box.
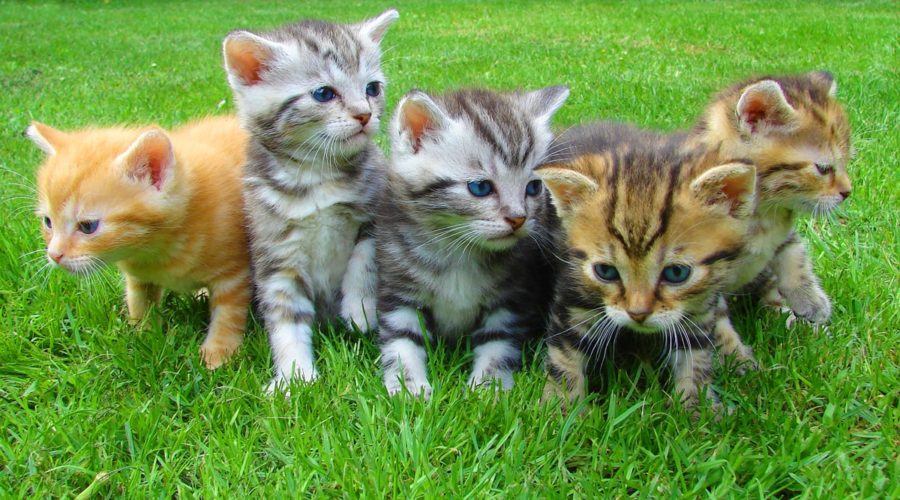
[593,263,620,282]
[662,265,691,284]
[43,216,52,229]
[467,180,494,197]
[312,86,337,103]
[525,179,543,197]
[78,220,99,234]
[815,163,834,175]
[365,81,381,98]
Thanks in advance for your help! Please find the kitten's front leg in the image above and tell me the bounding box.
[258,268,319,393]
[773,234,831,325]
[668,347,720,411]
[340,237,378,331]
[379,306,431,398]
[124,274,162,326]
[713,296,757,373]
[541,340,587,408]
[468,309,525,391]
[200,270,251,370]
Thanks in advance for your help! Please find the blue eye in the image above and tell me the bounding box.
[312,86,337,103]
[662,265,691,284]
[593,263,620,282]
[43,216,52,229]
[467,180,494,197]
[365,81,381,97]
[78,220,99,234]
[525,179,543,197]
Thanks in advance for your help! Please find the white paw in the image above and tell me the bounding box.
[264,364,319,397]
[468,369,514,391]
[384,375,432,399]
[341,298,377,332]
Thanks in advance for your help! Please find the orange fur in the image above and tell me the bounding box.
[30,115,251,369]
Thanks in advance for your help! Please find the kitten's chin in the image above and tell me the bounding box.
[477,234,526,252]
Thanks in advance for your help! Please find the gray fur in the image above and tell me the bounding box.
[223,10,398,390]
[376,87,569,397]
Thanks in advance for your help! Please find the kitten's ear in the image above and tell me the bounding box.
[26,122,67,156]
[355,9,399,44]
[537,166,598,220]
[736,80,799,135]
[809,70,837,97]
[395,91,450,154]
[223,31,282,86]
[521,85,570,124]
[690,162,757,219]
[117,129,175,191]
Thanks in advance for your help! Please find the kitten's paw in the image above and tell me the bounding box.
[340,298,377,332]
[265,364,319,396]
[200,343,232,370]
[468,369,514,391]
[384,376,432,399]
[732,344,758,375]
[787,290,832,326]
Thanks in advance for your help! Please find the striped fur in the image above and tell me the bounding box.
[538,134,758,410]
[28,116,251,369]
[376,87,569,397]
[222,10,398,391]
[555,71,853,370]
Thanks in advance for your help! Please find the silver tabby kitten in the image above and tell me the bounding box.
[377,87,569,397]
[223,10,398,391]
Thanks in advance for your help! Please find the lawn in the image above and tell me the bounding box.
[1,0,897,496]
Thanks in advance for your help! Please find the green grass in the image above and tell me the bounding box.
[1,0,897,496]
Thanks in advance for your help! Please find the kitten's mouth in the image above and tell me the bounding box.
[52,256,101,275]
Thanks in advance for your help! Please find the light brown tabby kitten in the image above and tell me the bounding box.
[539,129,758,409]
[27,116,251,369]
[684,71,852,366]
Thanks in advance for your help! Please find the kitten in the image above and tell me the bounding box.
[684,71,852,364]
[538,133,758,408]
[27,116,251,369]
[222,10,398,390]
[556,71,852,368]
[377,86,569,397]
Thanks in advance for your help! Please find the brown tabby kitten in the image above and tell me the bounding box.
[685,71,852,364]
[539,129,758,409]
[27,116,251,369]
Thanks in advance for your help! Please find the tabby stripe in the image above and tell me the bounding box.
[409,178,456,198]
[641,162,682,255]
[380,328,426,346]
[760,162,808,178]
[472,329,524,347]
[700,248,742,265]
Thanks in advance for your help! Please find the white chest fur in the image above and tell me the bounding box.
[425,259,498,337]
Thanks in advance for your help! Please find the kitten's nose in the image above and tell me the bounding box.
[504,216,526,231]
[48,251,63,263]
[353,113,371,126]
[627,309,650,323]
[840,189,851,200]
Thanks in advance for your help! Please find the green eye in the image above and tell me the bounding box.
[593,263,620,282]
[662,265,691,284]
[815,163,833,175]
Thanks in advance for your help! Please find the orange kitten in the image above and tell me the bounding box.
[27,116,251,369]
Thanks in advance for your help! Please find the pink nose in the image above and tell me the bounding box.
[49,251,63,263]
[505,216,525,231]
[627,310,650,323]
[354,113,371,126]
[840,190,851,200]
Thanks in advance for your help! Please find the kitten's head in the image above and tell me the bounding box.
[27,122,184,274]
[389,86,569,252]
[540,148,757,334]
[223,10,398,162]
[700,71,852,214]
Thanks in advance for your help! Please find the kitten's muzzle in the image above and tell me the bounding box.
[504,216,525,231]
[353,113,371,126]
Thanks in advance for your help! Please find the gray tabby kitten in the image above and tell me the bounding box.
[222,10,398,390]
[377,87,569,397]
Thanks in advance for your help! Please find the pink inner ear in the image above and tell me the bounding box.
[721,175,749,215]
[126,134,172,191]
[741,95,782,131]
[226,38,268,85]
[403,104,433,153]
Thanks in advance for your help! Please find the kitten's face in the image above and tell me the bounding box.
[726,72,852,215]
[28,124,178,274]
[541,156,757,334]
[224,10,398,161]
[390,87,568,252]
